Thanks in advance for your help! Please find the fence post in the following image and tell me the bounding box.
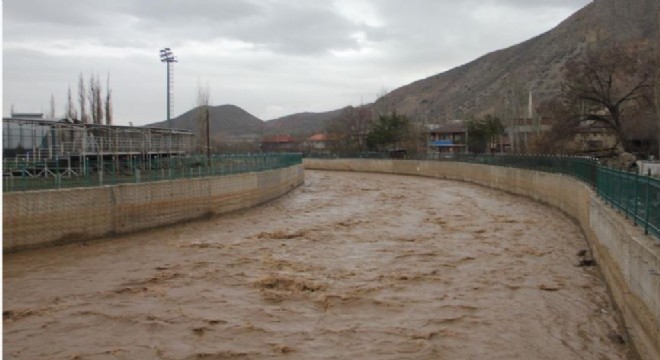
[617,167,623,213]
[85,158,91,188]
[20,162,25,191]
[633,172,639,225]
[644,176,650,235]
[591,161,597,188]
[112,156,117,185]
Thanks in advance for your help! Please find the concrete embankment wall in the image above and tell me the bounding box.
[3,165,304,253]
[304,158,659,360]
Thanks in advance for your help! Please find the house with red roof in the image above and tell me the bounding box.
[303,133,339,155]
[261,134,300,153]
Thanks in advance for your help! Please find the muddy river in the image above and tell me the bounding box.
[3,170,630,359]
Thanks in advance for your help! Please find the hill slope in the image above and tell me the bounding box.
[148,105,342,140]
[148,104,265,138]
[148,0,659,139]
[375,0,659,122]
[263,109,344,136]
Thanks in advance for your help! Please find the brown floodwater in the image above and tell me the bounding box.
[3,170,630,359]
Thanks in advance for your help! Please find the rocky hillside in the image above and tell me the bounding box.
[149,0,658,139]
[374,0,659,122]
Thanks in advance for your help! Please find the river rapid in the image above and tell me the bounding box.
[3,170,630,359]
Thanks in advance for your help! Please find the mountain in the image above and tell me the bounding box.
[148,104,265,139]
[149,0,659,140]
[263,109,344,136]
[147,104,341,142]
[374,0,659,122]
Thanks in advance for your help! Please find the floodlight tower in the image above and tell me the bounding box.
[159,47,178,128]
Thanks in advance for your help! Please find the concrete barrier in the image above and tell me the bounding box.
[304,158,659,360]
[3,164,304,252]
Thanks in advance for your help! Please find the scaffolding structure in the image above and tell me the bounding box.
[3,118,194,161]
[3,118,195,182]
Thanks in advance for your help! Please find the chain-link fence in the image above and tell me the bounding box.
[3,153,302,193]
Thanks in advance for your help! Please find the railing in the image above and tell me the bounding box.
[597,166,659,238]
[438,153,600,187]
[3,153,302,193]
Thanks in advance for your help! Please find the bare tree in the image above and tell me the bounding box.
[78,73,88,124]
[532,99,582,154]
[105,73,113,125]
[95,75,103,124]
[501,76,529,153]
[326,106,373,154]
[88,74,95,124]
[66,85,77,120]
[373,87,392,116]
[562,45,655,153]
[196,81,211,163]
[48,94,56,119]
[88,73,104,125]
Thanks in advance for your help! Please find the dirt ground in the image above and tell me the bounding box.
[3,170,630,359]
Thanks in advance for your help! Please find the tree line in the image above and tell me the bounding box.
[534,45,657,156]
[53,72,113,125]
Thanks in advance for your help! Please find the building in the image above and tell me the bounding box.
[303,133,337,155]
[426,122,467,154]
[504,117,554,153]
[566,120,621,155]
[261,134,299,153]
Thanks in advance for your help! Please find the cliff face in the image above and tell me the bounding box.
[374,0,660,122]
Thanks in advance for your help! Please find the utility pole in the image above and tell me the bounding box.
[159,48,177,128]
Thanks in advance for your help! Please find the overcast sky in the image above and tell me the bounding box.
[3,0,592,126]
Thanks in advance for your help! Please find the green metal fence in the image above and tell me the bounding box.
[597,166,659,238]
[3,153,302,193]
[441,154,600,187]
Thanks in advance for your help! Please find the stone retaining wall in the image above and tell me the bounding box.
[304,158,659,360]
[3,165,304,252]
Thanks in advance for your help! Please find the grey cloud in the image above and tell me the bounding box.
[5,0,367,56]
[130,0,262,24]
[231,3,364,54]
[4,0,88,26]
[3,0,593,123]
[131,1,368,55]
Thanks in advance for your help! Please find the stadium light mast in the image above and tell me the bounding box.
[159,47,177,128]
